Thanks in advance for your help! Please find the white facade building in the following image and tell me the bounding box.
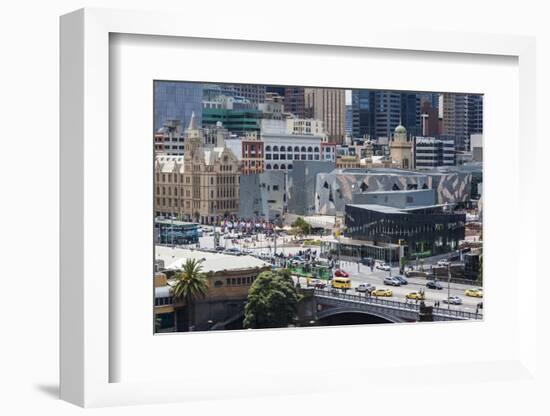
[260,119,324,172]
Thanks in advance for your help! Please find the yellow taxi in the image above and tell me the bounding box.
[464,287,483,298]
[405,291,425,300]
[371,288,393,297]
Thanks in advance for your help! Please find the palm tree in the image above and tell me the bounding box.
[170,258,209,331]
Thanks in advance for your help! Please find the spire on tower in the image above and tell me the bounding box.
[188,111,198,130]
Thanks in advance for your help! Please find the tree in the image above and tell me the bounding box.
[243,269,299,329]
[170,258,209,331]
[291,217,312,236]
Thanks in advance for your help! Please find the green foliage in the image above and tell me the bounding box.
[170,258,209,303]
[291,217,312,236]
[243,269,299,329]
[170,258,209,330]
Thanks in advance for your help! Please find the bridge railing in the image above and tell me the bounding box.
[313,289,419,311]
[432,307,483,320]
[313,289,482,320]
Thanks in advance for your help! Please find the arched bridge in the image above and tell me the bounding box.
[309,289,483,323]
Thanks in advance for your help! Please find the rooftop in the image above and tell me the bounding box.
[155,245,270,273]
[347,203,446,214]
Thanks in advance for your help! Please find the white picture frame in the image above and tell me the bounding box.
[60,7,538,408]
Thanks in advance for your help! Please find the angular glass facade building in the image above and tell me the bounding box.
[345,204,466,259]
[154,81,203,132]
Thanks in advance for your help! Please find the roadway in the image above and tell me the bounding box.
[320,260,483,314]
[196,231,483,314]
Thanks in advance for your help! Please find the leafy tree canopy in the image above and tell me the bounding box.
[170,258,209,303]
[243,269,299,329]
[291,217,312,235]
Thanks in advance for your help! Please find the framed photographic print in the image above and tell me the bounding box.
[60,7,538,408]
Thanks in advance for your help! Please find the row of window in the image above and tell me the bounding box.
[265,145,320,152]
[266,154,319,161]
[266,164,293,170]
[155,173,239,185]
[226,276,256,286]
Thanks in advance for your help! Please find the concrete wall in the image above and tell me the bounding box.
[287,160,336,215]
[239,171,287,220]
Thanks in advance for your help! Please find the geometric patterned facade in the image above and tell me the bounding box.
[315,167,472,216]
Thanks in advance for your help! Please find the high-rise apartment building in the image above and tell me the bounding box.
[154,81,203,132]
[304,88,346,143]
[442,93,483,151]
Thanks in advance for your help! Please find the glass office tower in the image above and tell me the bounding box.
[154,81,203,132]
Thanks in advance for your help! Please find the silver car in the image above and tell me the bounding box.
[443,296,462,305]
[383,277,401,286]
[355,283,375,293]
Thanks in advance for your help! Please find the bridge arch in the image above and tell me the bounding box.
[317,307,402,324]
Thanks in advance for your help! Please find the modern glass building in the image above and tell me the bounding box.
[351,89,375,139]
[345,203,466,259]
[401,93,421,137]
[154,81,203,133]
[203,108,261,135]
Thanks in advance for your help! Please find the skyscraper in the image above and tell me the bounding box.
[284,87,306,118]
[351,89,375,139]
[304,88,346,143]
[373,91,401,139]
[467,95,484,137]
[400,93,421,137]
[345,104,353,137]
[442,93,483,151]
[154,81,203,133]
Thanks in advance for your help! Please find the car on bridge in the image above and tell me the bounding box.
[334,269,349,277]
[331,277,351,290]
[443,296,463,305]
[376,263,391,271]
[437,259,450,267]
[426,280,443,290]
[355,283,375,294]
[464,287,483,297]
[371,288,393,297]
[383,276,401,286]
[306,278,327,289]
[405,291,425,300]
[393,275,408,285]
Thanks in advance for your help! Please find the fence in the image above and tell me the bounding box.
[313,288,482,320]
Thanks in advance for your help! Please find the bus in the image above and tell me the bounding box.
[331,277,351,290]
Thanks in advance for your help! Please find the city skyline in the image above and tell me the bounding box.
[153,81,483,334]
